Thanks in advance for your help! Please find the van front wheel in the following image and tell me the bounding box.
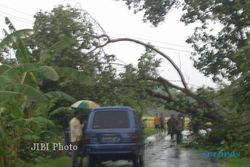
[88,156,96,167]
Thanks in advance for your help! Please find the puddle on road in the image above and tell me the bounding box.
[98,134,222,167]
[144,135,222,167]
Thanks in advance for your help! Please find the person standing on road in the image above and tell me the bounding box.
[70,110,84,167]
[167,114,176,141]
[176,114,184,144]
[154,113,161,132]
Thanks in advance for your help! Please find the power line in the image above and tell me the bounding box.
[111,62,127,66]
[109,33,193,53]
[0,10,33,23]
[153,44,192,53]
[0,4,193,54]
[116,58,127,65]
[0,3,33,17]
[0,13,33,25]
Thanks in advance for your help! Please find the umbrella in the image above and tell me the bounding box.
[71,100,99,110]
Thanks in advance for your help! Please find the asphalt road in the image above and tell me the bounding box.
[99,133,223,167]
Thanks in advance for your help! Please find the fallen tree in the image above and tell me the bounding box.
[87,34,226,121]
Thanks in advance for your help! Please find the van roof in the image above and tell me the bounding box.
[92,106,133,111]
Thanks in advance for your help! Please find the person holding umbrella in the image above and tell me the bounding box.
[69,100,99,167]
[69,110,84,167]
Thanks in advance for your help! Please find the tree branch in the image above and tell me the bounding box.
[156,76,225,121]
[89,34,226,121]
[90,35,189,90]
[145,88,171,101]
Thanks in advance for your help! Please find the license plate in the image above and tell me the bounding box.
[102,136,120,143]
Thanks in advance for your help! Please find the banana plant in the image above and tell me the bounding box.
[0,18,85,167]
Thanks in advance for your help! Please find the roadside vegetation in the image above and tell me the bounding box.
[143,128,158,138]
[120,0,250,158]
[19,157,71,167]
[223,157,250,167]
[0,6,162,166]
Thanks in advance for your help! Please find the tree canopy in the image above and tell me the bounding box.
[120,0,250,79]
[118,0,250,155]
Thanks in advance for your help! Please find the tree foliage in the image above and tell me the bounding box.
[121,0,250,81]
[29,5,113,104]
[0,18,77,167]
[121,0,179,26]
[0,6,166,165]
[119,0,250,155]
[182,0,250,82]
[32,5,101,70]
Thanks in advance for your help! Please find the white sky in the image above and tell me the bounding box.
[0,0,218,88]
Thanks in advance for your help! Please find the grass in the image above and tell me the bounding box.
[19,156,73,167]
[19,156,89,167]
[144,127,158,138]
[223,157,250,167]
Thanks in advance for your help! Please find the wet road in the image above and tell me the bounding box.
[101,133,222,167]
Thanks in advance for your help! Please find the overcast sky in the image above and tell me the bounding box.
[0,0,217,88]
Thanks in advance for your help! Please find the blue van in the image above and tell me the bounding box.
[84,106,144,167]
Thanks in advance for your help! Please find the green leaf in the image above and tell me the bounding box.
[25,117,55,127]
[0,126,7,140]
[9,102,24,119]
[0,29,33,50]
[0,91,26,103]
[15,38,32,64]
[3,63,59,82]
[0,81,49,105]
[49,107,72,116]
[21,134,39,141]
[0,64,11,75]
[39,37,76,64]
[0,74,14,83]
[0,29,33,64]
[45,91,75,102]
[39,66,59,81]
[9,119,26,126]
[54,66,95,85]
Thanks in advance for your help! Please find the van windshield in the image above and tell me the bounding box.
[93,110,129,129]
